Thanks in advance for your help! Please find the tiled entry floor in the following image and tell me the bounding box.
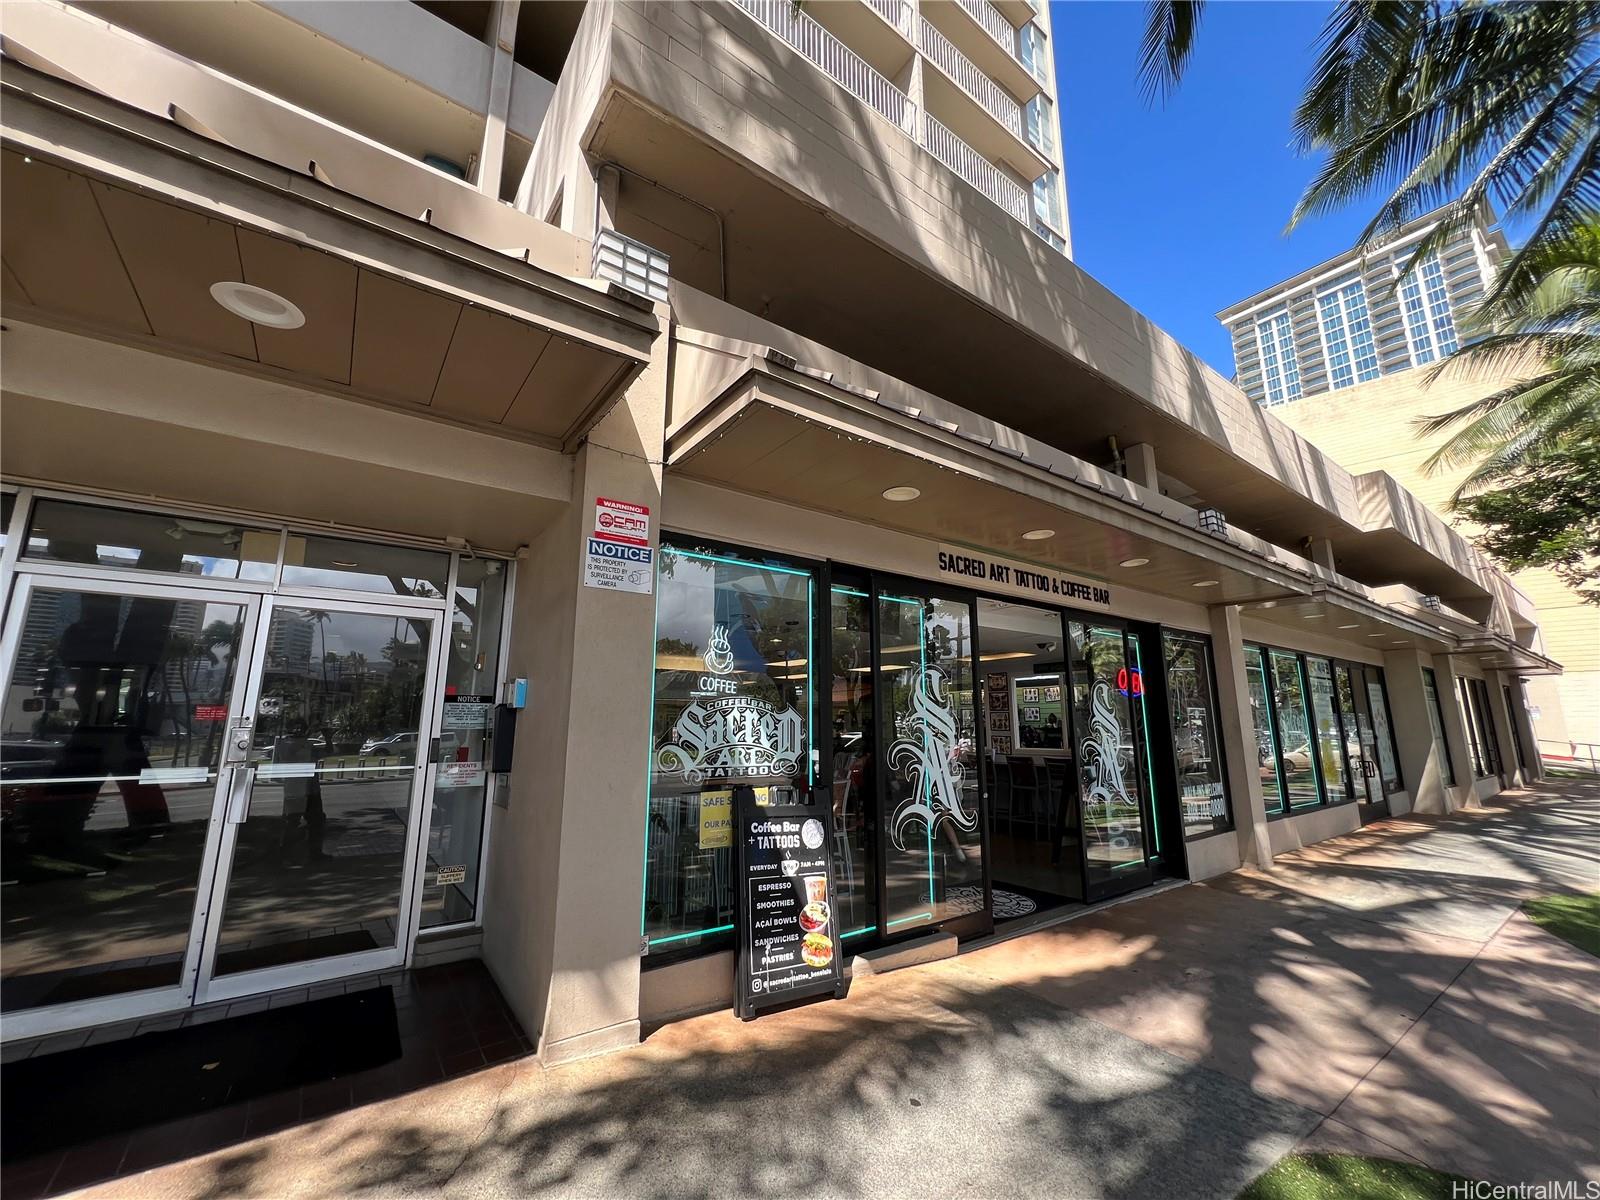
[0,959,532,1199]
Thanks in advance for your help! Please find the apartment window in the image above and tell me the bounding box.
[1032,172,1064,239]
[1254,311,1302,406]
[1018,22,1049,84]
[1420,253,1460,355]
[1025,95,1055,158]
[1399,251,1459,365]
[1422,667,1456,786]
[1162,632,1231,836]
[1316,281,1381,389]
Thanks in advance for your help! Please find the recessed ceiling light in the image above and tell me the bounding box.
[1338,623,1360,630]
[882,486,921,502]
[1368,633,1386,638]
[1192,579,1220,588]
[210,281,305,329]
[1391,640,1409,645]
[1020,528,1055,541]
[1303,613,1324,619]
[1119,557,1149,568]
[330,560,359,568]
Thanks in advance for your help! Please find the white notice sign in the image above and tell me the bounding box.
[583,494,654,594]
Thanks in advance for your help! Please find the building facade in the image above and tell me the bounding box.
[1217,207,1508,407]
[1218,214,1596,761]
[0,0,1557,1062]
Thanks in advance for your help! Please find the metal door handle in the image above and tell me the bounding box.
[227,765,257,824]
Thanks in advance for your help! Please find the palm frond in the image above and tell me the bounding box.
[1138,1,1206,105]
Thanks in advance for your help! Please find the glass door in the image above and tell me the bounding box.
[195,595,439,1000]
[0,574,258,1036]
[874,583,987,939]
[1068,623,1155,899]
[1339,665,1387,818]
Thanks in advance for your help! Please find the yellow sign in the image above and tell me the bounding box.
[699,790,733,849]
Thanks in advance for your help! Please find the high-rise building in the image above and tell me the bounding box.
[1217,205,1508,407]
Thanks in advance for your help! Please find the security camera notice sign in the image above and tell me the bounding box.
[584,496,653,594]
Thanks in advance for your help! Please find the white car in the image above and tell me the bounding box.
[361,731,419,756]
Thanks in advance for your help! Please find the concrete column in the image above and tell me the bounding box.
[1430,654,1477,811]
[1208,604,1272,867]
[481,314,667,1065]
[595,162,622,235]
[1509,676,1543,783]
[1305,537,1336,573]
[1380,649,1438,816]
[1484,669,1525,789]
[476,0,521,197]
[1123,442,1158,492]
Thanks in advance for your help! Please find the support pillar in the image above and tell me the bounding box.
[1380,649,1438,815]
[1123,442,1159,492]
[1430,654,1477,810]
[1484,669,1527,789]
[1209,604,1272,867]
[475,0,521,198]
[481,312,667,1065]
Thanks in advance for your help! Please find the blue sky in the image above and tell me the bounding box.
[1051,0,1375,376]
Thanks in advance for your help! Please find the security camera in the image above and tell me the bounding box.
[1037,641,1057,652]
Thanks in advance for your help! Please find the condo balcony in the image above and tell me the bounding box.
[926,0,1043,102]
[732,0,1040,229]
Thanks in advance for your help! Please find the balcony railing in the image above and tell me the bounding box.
[918,17,1023,138]
[864,0,914,39]
[733,0,914,134]
[955,0,1021,59]
[922,112,1028,224]
[732,0,1032,231]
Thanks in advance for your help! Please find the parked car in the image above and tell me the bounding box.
[360,731,418,756]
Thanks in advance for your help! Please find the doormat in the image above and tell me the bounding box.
[1,986,400,1162]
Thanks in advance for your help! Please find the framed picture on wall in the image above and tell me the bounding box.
[990,710,1011,733]
[990,734,1012,755]
[1044,685,1061,702]
[1020,687,1040,704]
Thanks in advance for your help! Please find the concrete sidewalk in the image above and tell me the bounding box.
[81,782,1600,1199]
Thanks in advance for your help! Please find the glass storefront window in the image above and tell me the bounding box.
[1366,671,1403,792]
[878,590,983,933]
[1306,657,1346,803]
[1244,645,1284,814]
[1162,632,1229,834]
[1422,667,1456,786]
[421,556,508,928]
[280,534,449,599]
[828,584,877,941]
[644,543,814,954]
[1269,650,1321,809]
[24,499,277,581]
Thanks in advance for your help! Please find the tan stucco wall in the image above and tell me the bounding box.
[1274,367,1597,752]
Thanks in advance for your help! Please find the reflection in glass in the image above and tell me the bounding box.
[280,534,448,599]
[24,499,276,581]
[1013,674,1066,749]
[1422,668,1456,786]
[1307,657,1345,803]
[1,492,15,550]
[828,586,877,940]
[1070,624,1147,886]
[421,557,508,928]
[879,592,982,933]
[212,607,431,976]
[1,588,246,1011]
[644,545,812,953]
[1244,646,1284,813]
[1163,632,1229,834]
[1367,674,1401,791]
[1269,650,1321,808]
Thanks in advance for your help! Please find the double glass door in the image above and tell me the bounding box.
[0,574,438,1037]
[1335,663,1390,819]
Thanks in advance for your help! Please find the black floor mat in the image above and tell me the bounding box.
[1,987,400,1161]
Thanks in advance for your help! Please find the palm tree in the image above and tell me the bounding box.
[1419,221,1600,499]
[1140,1,1600,311]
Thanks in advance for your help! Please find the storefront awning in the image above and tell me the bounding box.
[1,68,659,451]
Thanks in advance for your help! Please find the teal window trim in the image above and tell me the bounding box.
[886,912,934,929]
[842,925,878,939]
[648,923,735,948]
[666,546,813,577]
